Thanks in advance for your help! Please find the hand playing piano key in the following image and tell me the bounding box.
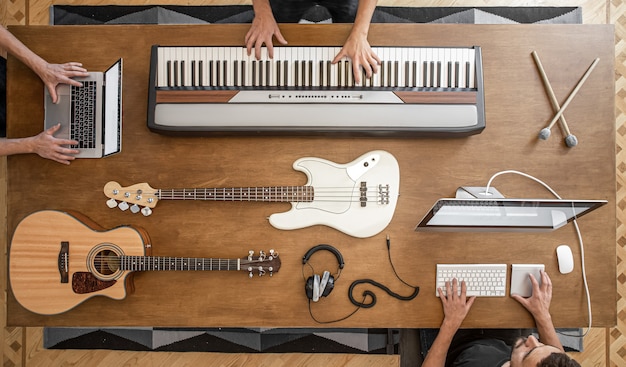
[332,33,381,85]
[245,6,288,60]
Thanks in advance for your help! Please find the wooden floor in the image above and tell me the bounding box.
[1,0,624,366]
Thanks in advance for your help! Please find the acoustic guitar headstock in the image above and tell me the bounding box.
[242,250,281,277]
[104,181,158,216]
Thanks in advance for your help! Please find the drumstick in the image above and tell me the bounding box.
[532,51,578,147]
[544,57,600,132]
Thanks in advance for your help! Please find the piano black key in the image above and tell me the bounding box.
[283,61,288,87]
[174,60,179,87]
[447,62,452,88]
[180,60,185,87]
[252,60,257,87]
[294,61,299,87]
[223,60,228,87]
[199,60,203,87]
[423,61,428,87]
[380,61,385,87]
[167,60,171,87]
[233,60,239,86]
[308,61,313,87]
[208,60,213,87]
[266,61,271,86]
[394,61,399,87]
[215,61,221,87]
[436,61,441,88]
[259,60,264,87]
[319,60,324,87]
[466,61,471,88]
[326,60,331,87]
[301,60,306,87]
[405,61,410,87]
[412,61,417,88]
[455,61,460,88]
[429,61,435,88]
[241,60,246,87]
[191,60,196,87]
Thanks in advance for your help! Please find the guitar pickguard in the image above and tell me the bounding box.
[269,150,400,238]
[72,272,117,294]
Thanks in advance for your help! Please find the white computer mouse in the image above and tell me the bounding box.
[556,245,574,274]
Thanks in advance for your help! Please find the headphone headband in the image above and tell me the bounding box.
[302,244,345,269]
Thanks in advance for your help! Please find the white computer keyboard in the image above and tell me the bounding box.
[436,263,507,297]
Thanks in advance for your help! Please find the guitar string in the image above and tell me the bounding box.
[125,188,390,203]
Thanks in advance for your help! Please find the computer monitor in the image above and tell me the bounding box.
[415,186,607,232]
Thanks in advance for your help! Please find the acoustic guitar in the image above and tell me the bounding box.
[9,210,281,315]
[103,150,400,238]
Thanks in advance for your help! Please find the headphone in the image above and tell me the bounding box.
[302,244,344,302]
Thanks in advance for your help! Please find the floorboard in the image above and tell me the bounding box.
[2,1,623,366]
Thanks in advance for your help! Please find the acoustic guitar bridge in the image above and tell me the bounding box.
[58,241,69,284]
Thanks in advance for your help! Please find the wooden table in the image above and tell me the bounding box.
[6,24,616,328]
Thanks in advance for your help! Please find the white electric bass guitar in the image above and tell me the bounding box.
[104,150,399,238]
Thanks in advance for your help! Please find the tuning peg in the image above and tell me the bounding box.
[130,204,141,214]
[141,207,153,216]
[118,201,130,211]
[106,198,118,208]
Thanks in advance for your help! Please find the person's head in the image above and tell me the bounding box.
[502,335,581,367]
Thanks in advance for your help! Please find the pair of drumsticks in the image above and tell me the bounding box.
[533,50,599,147]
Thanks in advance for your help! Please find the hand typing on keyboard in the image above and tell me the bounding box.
[424,271,578,366]
[436,264,507,297]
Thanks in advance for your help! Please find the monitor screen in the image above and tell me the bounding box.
[415,197,607,232]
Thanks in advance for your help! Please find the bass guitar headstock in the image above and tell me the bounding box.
[242,250,281,277]
[104,181,158,216]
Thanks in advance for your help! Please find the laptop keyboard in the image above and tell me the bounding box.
[70,81,97,149]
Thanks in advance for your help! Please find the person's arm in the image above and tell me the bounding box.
[245,0,288,59]
[422,279,476,367]
[0,26,87,103]
[331,0,380,84]
[511,271,564,351]
[0,124,79,164]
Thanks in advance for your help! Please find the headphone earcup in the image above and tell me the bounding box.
[312,274,321,302]
[305,276,315,300]
[321,274,335,297]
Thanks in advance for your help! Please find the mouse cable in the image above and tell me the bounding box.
[486,170,591,338]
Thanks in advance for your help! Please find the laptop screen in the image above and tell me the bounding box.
[103,59,122,156]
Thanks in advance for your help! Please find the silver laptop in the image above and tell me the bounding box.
[44,59,122,158]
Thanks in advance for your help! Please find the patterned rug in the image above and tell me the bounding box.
[43,5,582,354]
[51,5,582,25]
[45,327,399,354]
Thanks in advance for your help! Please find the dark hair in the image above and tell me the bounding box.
[537,353,581,367]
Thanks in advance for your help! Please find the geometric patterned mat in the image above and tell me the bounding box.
[52,5,582,25]
[44,327,400,354]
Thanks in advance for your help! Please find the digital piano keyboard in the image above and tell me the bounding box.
[148,45,485,137]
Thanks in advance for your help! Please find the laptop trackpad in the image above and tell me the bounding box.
[44,92,71,140]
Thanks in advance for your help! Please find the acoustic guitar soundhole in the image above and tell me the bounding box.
[87,243,124,281]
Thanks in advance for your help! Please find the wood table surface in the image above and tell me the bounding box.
[5,24,616,328]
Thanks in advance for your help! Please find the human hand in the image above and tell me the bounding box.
[511,271,553,323]
[245,12,288,60]
[331,32,380,85]
[29,124,79,165]
[37,62,88,104]
[438,279,476,330]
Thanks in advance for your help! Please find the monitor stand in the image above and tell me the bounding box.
[456,186,505,199]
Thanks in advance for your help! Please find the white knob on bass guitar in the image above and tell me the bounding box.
[141,207,153,216]
[106,198,118,208]
[130,204,141,214]
[118,201,130,211]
